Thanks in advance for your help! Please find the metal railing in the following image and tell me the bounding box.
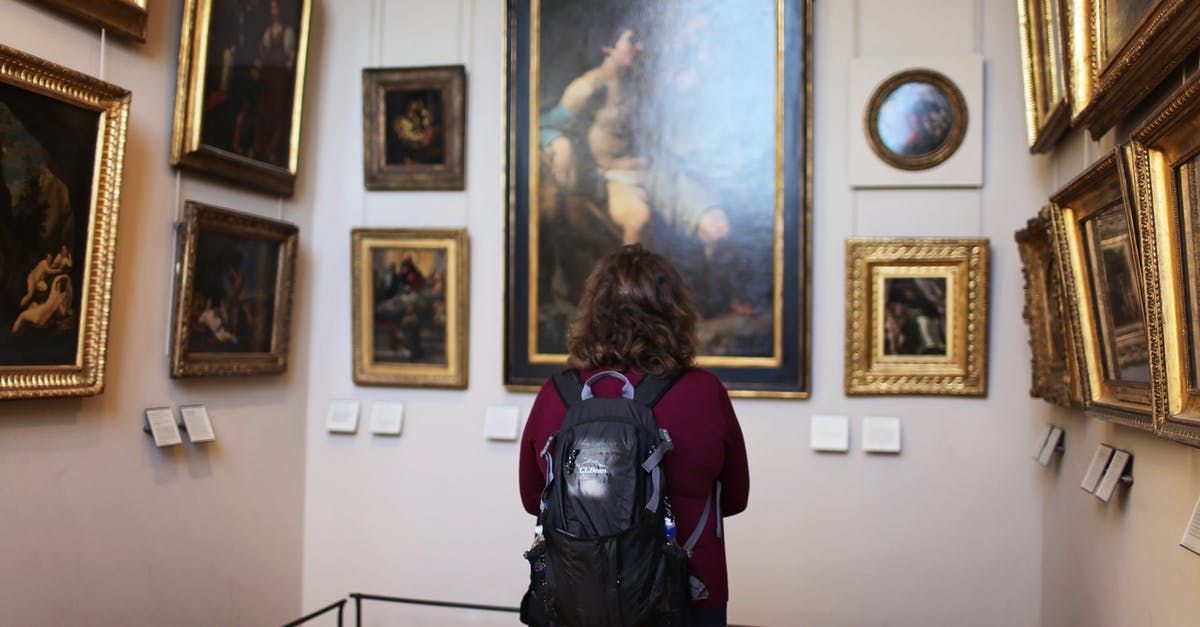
[349,592,520,626]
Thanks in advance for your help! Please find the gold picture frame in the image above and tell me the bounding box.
[1049,149,1157,431]
[844,238,989,396]
[0,44,130,400]
[1017,0,1070,153]
[351,228,469,389]
[362,65,467,191]
[170,0,313,196]
[864,69,968,171]
[1128,73,1200,446]
[169,201,298,377]
[26,0,148,42]
[1068,0,1200,138]
[1015,207,1081,407]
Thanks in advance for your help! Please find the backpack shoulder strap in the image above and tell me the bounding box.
[550,368,584,408]
[633,374,675,407]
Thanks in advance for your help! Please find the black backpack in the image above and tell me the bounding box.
[521,369,689,627]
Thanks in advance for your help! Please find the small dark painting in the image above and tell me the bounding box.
[882,277,947,356]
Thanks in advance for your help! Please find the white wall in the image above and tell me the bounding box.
[0,1,310,625]
[300,1,1045,626]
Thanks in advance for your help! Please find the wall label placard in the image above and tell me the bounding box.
[1035,425,1064,466]
[1095,449,1132,503]
[1080,444,1114,494]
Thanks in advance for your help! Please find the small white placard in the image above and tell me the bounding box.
[1179,495,1200,557]
[810,414,850,452]
[1095,449,1132,503]
[1036,425,1063,466]
[861,416,901,453]
[325,400,361,434]
[179,405,216,443]
[1080,444,1115,494]
[145,407,182,447]
[484,405,520,441]
[368,401,405,436]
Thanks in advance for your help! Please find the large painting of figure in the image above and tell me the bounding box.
[352,228,469,389]
[505,0,812,397]
[169,201,298,377]
[0,44,130,400]
[171,0,313,196]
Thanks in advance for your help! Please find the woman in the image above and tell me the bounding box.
[518,244,750,627]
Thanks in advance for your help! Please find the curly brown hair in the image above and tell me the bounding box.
[566,244,698,378]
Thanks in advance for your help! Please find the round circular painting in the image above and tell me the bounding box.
[865,69,967,171]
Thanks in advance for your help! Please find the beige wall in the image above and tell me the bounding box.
[299,1,1045,626]
[3,0,1200,625]
[0,1,309,625]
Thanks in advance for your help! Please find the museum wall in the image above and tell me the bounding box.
[299,1,1046,625]
[0,1,311,625]
[4,0,1198,625]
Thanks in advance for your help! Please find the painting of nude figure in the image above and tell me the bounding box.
[0,43,129,400]
[0,83,97,367]
[505,0,812,397]
[169,201,298,377]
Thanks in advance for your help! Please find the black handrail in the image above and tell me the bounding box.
[281,599,346,627]
[349,592,520,626]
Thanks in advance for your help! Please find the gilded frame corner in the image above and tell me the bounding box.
[351,228,470,389]
[170,0,313,196]
[844,237,989,397]
[28,0,149,42]
[1017,0,1070,153]
[864,68,968,171]
[0,43,131,400]
[169,201,299,378]
[1069,0,1200,138]
[1049,149,1159,431]
[362,65,467,191]
[1015,207,1080,407]
[1129,73,1200,446]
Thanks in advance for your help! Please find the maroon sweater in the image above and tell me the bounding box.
[518,367,750,609]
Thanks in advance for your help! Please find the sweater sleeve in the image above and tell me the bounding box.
[716,383,750,516]
[518,380,562,516]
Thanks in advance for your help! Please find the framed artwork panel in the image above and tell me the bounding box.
[1050,149,1158,431]
[504,0,812,398]
[1017,0,1070,153]
[848,54,983,188]
[0,44,130,400]
[171,0,313,196]
[24,0,148,41]
[362,65,466,190]
[351,228,469,389]
[1129,73,1200,446]
[169,201,299,377]
[844,238,989,397]
[1068,0,1200,138]
[1015,207,1081,407]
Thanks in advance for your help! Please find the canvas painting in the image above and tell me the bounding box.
[169,201,298,377]
[0,43,129,400]
[352,228,469,388]
[505,0,812,397]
